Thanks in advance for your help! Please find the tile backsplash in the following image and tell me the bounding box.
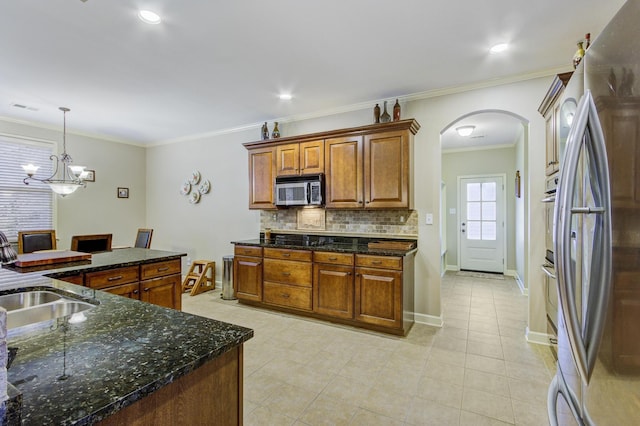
[260,209,418,236]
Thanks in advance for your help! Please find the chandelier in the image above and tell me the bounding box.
[22,107,88,196]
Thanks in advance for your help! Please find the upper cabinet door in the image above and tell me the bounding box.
[325,136,363,208]
[276,143,300,176]
[276,140,324,176]
[364,130,410,209]
[299,140,324,175]
[248,146,276,209]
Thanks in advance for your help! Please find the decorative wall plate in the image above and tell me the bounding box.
[180,180,191,195]
[189,190,201,204]
[198,179,210,194]
[189,170,201,185]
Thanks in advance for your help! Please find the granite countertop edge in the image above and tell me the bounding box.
[231,239,418,256]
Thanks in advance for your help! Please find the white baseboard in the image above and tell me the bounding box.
[504,269,528,295]
[526,327,553,346]
[415,313,443,327]
[445,265,459,272]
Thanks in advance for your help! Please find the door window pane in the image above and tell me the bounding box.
[482,202,496,221]
[482,182,496,201]
[467,221,481,240]
[467,183,481,201]
[467,202,481,220]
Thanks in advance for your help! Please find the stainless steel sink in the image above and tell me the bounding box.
[0,291,62,311]
[7,300,95,330]
[0,288,98,335]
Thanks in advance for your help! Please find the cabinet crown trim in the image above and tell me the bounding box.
[243,119,420,149]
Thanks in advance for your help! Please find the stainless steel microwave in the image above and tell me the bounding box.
[275,174,323,206]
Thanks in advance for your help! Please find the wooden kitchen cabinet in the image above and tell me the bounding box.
[84,260,182,310]
[276,140,324,176]
[313,252,354,319]
[244,119,420,210]
[325,129,412,209]
[233,245,263,301]
[355,254,403,329]
[233,243,415,335]
[263,248,312,311]
[539,72,572,176]
[140,274,182,309]
[324,135,363,208]
[248,146,276,209]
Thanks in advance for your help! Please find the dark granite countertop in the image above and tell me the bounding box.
[231,234,418,256]
[0,250,253,425]
[2,248,187,279]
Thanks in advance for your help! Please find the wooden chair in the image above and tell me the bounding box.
[134,228,153,249]
[18,230,57,254]
[71,234,112,253]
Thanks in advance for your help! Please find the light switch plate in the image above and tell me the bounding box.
[449,208,456,215]
[426,213,434,225]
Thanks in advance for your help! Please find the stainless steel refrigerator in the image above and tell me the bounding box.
[548,0,640,424]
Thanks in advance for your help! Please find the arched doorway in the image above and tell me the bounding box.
[440,110,529,293]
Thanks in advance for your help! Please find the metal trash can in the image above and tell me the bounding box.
[221,255,236,300]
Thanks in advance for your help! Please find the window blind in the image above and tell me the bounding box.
[0,135,55,242]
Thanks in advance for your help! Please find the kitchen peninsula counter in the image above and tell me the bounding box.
[0,250,253,425]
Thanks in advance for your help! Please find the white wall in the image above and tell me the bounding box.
[0,120,146,249]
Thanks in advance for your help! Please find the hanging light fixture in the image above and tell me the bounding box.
[22,107,88,196]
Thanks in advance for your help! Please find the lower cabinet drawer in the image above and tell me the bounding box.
[85,266,139,289]
[263,281,312,311]
[140,259,181,280]
[263,259,312,287]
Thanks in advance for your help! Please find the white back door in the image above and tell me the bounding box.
[459,175,505,273]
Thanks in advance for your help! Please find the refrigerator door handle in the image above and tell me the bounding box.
[541,264,556,279]
[555,91,612,386]
[555,92,592,385]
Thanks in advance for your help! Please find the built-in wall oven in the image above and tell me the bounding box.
[541,174,559,348]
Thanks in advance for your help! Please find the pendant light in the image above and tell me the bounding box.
[22,107,88,196]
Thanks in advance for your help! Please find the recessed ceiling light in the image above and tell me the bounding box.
[138,10,162,25]
[490,43,509,54]
[456,125,475,137]
[279,93,292,101]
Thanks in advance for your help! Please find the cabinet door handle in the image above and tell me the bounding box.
[282,272,291,276]
[328,257,338,261]
[347,272,352,276]
[157,267,169,272]
[108,275,123,281]
[366,200,370,204]
[133,289,139,294]
[372,261,382,265]
[144,288,150,292]
[281,293,290,298]
[358,200,363,204]
[282,253,290,257]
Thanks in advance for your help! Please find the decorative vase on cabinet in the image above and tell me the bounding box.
[393,99,401,121]
[380,101,391,123]
[272,122,280,138]
[373,104,381,123]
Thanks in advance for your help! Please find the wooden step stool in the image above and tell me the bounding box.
[181,260,215,296]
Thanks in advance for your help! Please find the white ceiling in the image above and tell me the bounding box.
[0,0,626,146]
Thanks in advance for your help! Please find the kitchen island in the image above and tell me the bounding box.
[0,250,253,425]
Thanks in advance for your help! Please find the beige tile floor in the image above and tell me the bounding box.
[182,272,555,425]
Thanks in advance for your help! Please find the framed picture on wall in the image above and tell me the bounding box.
[117,187,129,199]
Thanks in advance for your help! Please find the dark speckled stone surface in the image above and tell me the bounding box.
[0,250,253,425]
[231,233,417,256]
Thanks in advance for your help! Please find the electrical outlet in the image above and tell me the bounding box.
[400,215,405,222]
